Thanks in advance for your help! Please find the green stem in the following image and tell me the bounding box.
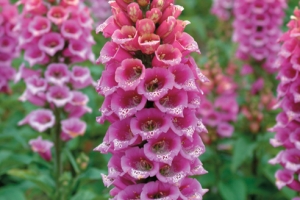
[53,107,62,200]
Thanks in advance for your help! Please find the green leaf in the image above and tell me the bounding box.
[218,179,246,200]
[7,169,55,196]
[71,190,97,200]
[0,186,26,200]
[231,137,256,171]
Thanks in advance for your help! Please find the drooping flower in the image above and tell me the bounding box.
[94,0,208,198]
[19,109,55,132]
[29,136,53,161]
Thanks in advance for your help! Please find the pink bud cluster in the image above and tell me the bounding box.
[0,0,19,93]
[268,8,300,194]
[18,0,95,66]
[199,62,238,142]
[87,0,111,25]
[94,0,208,199]
[232,0,286,73]
[17,0,94,161]
[210,0,233,21]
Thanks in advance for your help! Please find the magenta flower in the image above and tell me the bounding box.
[45,63,70,86]
[19,109,55,132]
[38,32,65,56]
[0,0,19,93]
[70,66,94,89]
[211,0,233,20]
[233,0,287,72]
[60,118,86,141]
[28,16,51,37]
[140,181,180,200]
[29,136,53,161]
[46,85,73,107]
[270,11,300,193]
[95,0,207,198]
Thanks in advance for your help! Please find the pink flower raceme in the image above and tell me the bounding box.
[16,0,94,162]
[19,0,95,65]
[94,0,209,198]
[269,8,300,194]
[211,0,233,21]
[233,0,286,73]
[0,0,19,93]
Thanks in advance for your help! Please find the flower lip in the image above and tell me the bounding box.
[46,85,73,107]
[138,33,160,55]
[140,181,180,200]
[137,67,175,101]
[115,58,146,91]
[38,32,65,56]
[155,88,188,117]
[111,88,147,119]
[153,44,182,67]
[61,20,83,40]
[121,147,159,179]
[144,130,181,165]
[28,16,51,37]
[45,63,70,85]
[111,26,139,51]
[47,6,69,25]
[18,109,55,132]
[130,108,171,140]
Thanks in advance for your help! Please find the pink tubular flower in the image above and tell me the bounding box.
[60,118,86,141]
[0,1,19,93]
[45,63,70,85]
[233,0,286,73]
[211,0,233,21]
[269,8,300,195]
[29,136,53,161]
[94,0,207,198]
[19,109,55,132]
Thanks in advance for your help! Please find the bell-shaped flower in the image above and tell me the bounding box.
[111,89,147,119]
[154,88,187,117]
[0,36,17,54]
[140,181,180,200]
[70,66,93,89]
[60,118,86,141]
[180,133,205,161]
[152,44,182,68]
[116,184,145,200]
[29,136,53,161]
[290,129,300,150]
[47,6,69,25]
[121,147,159,179]
[137,67,174,101]
[144,131,181,165]
[46,85,73,107]
[97,41,132,64]
[173,32,200,56]
[64,91,91,118]
[96,16,119,37]
[179,178,208,200]
[170,109,197,139]
[115,58,145,91]
[138,33,160,55]
[275,169,294,190]
[169,63,198,91]
[108,117,141,151]
[111,26,139,51]
[18,109,55,132]
[45,63,70,85]
[24,47,48,67]
[67,39,88,59]
[156,154,190,184]
[282,149,300,171]
[217,122,234,138]
[130,108,170,140]
[38,32,65,56]
[25,76,47,95]
[189,158,207,176]
[61,20,83,40]
[28,16,51,37]
[156,16,177,39]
